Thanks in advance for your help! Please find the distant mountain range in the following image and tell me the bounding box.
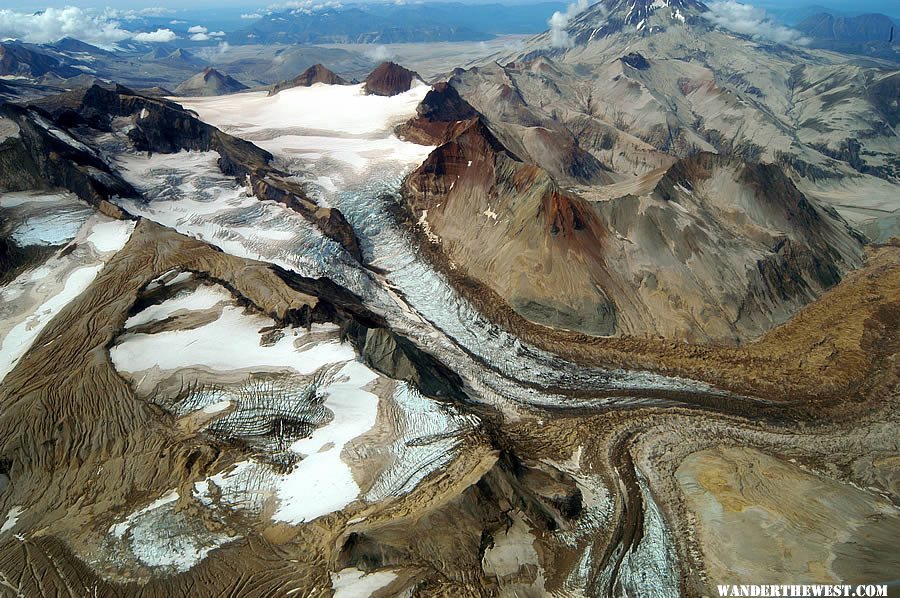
[231,2,567,44]
[797,12,896,41]
[796,12,898,61]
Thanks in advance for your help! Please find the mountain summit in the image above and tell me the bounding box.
[567,0,709,42]
[173,67,248,97]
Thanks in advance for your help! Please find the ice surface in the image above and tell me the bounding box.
[366,382,475,502]
[85,219,136,252]
[615,473,680,598]
[111,304,354,375]
[331,567,398,598]
[189,360,384,524]
[0,506,24,534]
[110,79,735,415]
[8,203,94,247]
[176,82,428,136]
[108,489,236,573]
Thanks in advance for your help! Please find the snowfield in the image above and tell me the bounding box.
[174,82,434,192]
[111,302,354,375]
[175,82,428,136]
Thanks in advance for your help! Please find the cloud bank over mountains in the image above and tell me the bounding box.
[0,6,179,47]
[704,1,810,45]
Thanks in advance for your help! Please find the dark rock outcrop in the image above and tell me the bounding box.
[620,52,651,70]
[357,327,466,401]
[20,83,362,259]
[395,82,479,145]
[0,101,137,216]
[364,62,421,97]
[269,64,349,96]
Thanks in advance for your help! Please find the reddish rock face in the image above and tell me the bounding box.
[396,82,480,145]
[269,64,348,96]
[363,62,420,97]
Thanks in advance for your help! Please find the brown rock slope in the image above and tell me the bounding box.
[401,91,865,343]
[173,67,248,97]
[0,218,895,595]
[364,61,421,97]
[268,63,349,96]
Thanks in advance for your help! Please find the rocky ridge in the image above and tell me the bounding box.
[16,83,362,260]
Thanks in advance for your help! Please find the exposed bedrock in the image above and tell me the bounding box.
[173,67,248,97]
[269,63,349,96]
[363,61,422,97]
[336,451,583,590]
[20,83,362,260]
[399,85,866,342]
[0,103,134,218]
[402,116,620,336]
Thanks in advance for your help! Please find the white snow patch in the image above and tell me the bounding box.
[331,567,397,598]
[201,400,232,414]
[255,134,433,173]
[125,284,233,330]
[112,304,353,375]
[0,507,24,534]
[85,219,135,252]
[176,83,428,136]
[146,270,193,291]
[273,360,380,524]
[417,210,440,244]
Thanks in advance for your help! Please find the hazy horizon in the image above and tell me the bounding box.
[2,0,899,12]
[1,0,897,50]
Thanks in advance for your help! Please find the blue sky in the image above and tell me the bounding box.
[1,0,896,49]
[2,0,897,10]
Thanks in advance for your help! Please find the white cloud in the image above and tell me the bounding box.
[364,45,393,62]
[187,25,208,34]
[0,7,131,47]
[704,1,809,45]
[190,33,211,41]
[241,13,263,20]
[133,28,178,43]
[210,31,225,38]
[548,0,592,49]
[0,7,185,48]
[268,0,344,14]
[104,7,171,20]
